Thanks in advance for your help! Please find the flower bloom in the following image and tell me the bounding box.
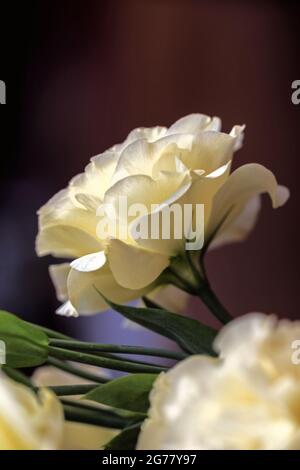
[0,372,64,450]
[36,114,289,316]
[137,313,300,450]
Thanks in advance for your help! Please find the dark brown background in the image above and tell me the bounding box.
[0,0,299,341]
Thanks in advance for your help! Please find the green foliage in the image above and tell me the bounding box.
[0,310,48,368]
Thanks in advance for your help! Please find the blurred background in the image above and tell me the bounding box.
[0,0,299,346]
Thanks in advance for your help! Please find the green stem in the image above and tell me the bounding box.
[48,339,187,361]
[196,281,232,324]
[47,357,108,383]
[33,325,71,340]
[185,250,204,287]
[169,255,232,325]
[62,403,129,429]
[163,266,196,293]
[49,346,167,374]
[2,366,34,389]
[37,384,98,396]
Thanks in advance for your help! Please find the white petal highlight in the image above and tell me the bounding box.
[70,251,106,272]
[56,300,79,318]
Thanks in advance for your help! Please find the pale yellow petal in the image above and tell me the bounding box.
[108,239,169,289]
[37,187,102,258]
[71,150,119,200]
[36,224,102,258]
[62,422,117,450]
[0,374,64,450]
[207,163,290,244]
[147,285,190,314]
[111,134,193,183]
[181,131,236,173]
[67,262,149,315]
[49,263,70,302]
[167,113,213,134]
[210,196,261,249]
[104,171,191,227]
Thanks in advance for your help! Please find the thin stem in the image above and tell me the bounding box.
[185,250,205,286]
[36,384,98,396]
[62,403,129,429]
[2,366,34,389]
[49,346,167,374]
[68,349,164,368]
[49,339,187,361]
[33,325,71,340]
[166,266,196,294]
[46,357,108,383]
[196,281,232,324]
[169,254,232,325]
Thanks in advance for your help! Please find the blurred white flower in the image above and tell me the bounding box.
[137,313,300,450]
[0,372,63,450]
[36,114,289,315]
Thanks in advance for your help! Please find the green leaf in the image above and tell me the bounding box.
[104,422,142,450]
[85,373,157,413]
[102,296,217,355]
[0,310,49,368]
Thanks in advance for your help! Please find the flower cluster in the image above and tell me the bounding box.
[0,113,296,451]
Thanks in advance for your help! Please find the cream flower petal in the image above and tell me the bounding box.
[0,373,64,450]
[130,177,192,256]
[56,300,79,318]
[166,113,213,134]
[111,134,194,183]
[37,187,102,258]
[36,224,102,258]
[111,139,159,183]
[209,196,261,250]
[207,163,290,245]
[133,163,230,257]
[111,126,167,152]
[49,263,70,302]
[108,239,169,289]
[181,131,237,173]
[230,124,245,151]
[147,285,190,315]
[71,150,119,200]
[67,262,149,315]
[38,188,98,236]
[70,251,106,272]
[104,171,191,226]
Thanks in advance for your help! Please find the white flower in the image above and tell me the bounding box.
[0,372,64,450]
[137,313,300,450]
[36,114,289,315]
